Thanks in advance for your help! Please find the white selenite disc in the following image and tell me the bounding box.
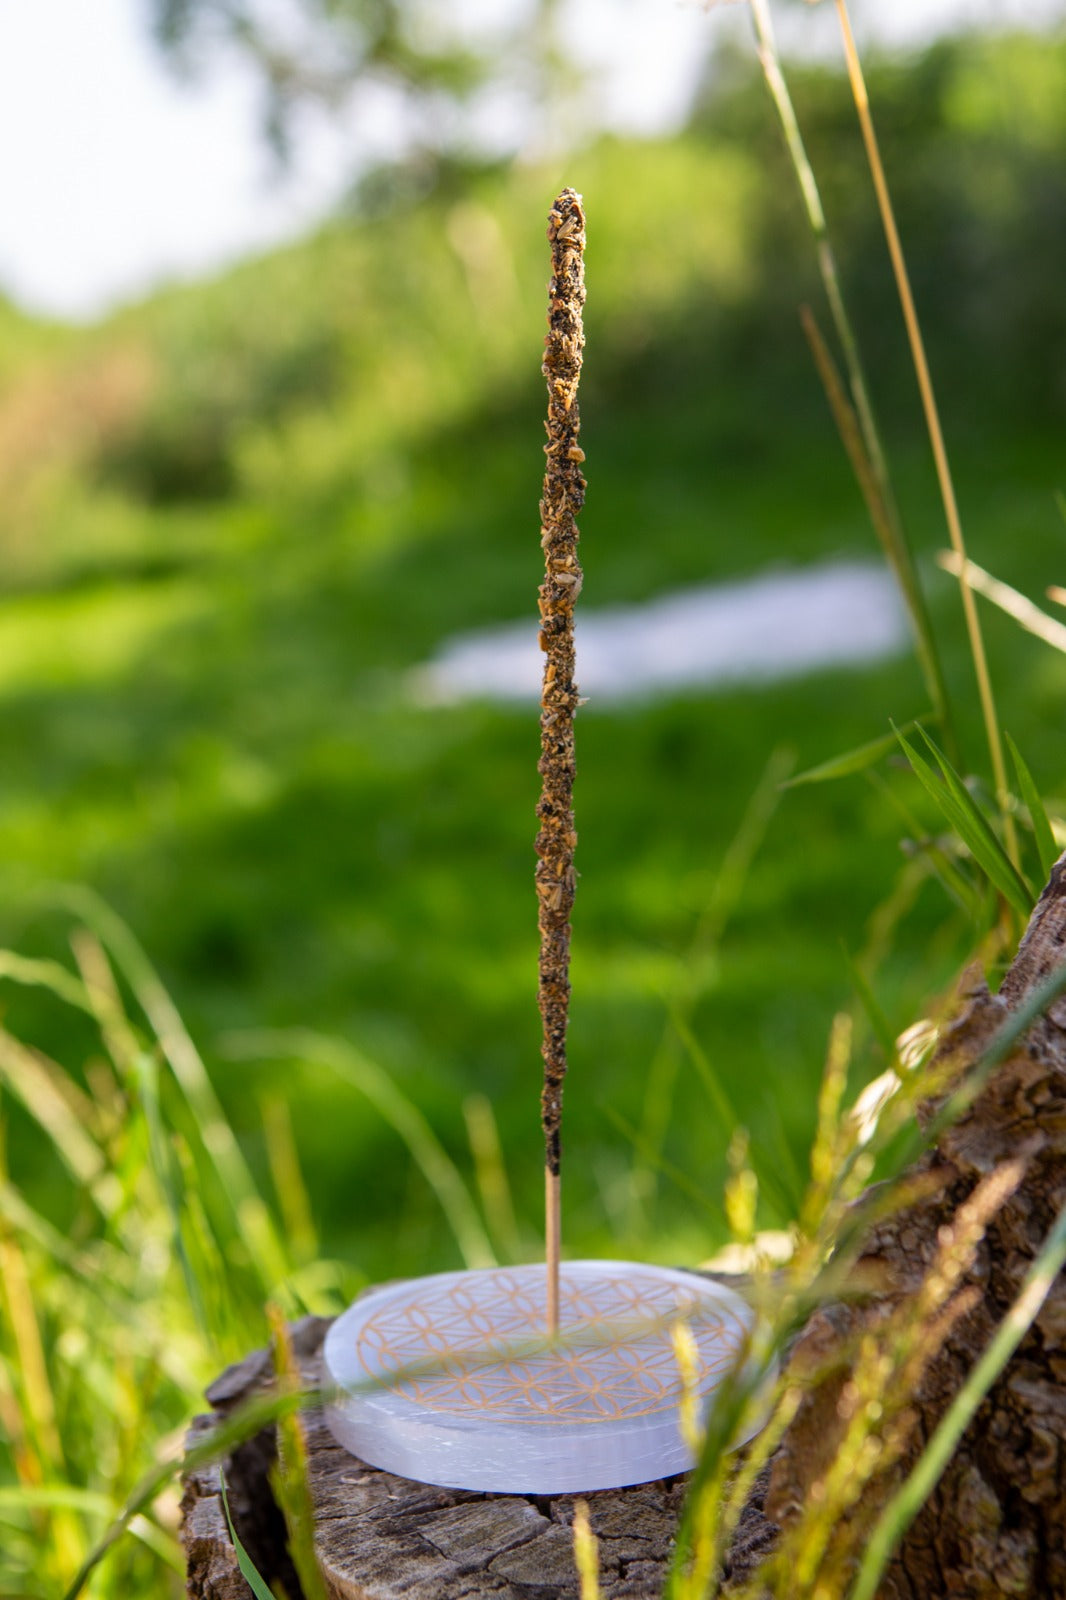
[322,1260,755,1493]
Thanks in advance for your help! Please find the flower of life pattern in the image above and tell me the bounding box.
[352,1267,749,1425]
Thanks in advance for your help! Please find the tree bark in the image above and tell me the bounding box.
[725,857,1066,1596]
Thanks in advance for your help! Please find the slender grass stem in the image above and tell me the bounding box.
[223,1028,495,1270]
[747,0,953,757]
[572,1500,603,1600]
[53,886,290,1291]
[463,1093,522,1263]
[832,0,1016,867]
[632,745,791,1229]
[748,1,876,462]
[268,1307,329,1600]
[0,1227,63,1483]
[799,306,948,746]
[62,1386,313,1600]
[938,549,1066,655]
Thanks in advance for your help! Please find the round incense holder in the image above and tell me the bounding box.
[322,1261,756,1493]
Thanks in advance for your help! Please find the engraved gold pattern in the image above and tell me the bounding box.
[352,1267,748,1425]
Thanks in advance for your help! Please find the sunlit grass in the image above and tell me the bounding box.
[0,580,210,693]
[1,17,1065,1598]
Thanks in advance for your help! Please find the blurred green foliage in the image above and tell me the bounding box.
[146,0,496,159]
[0,28,1064,1296]
[692,29,1066,423]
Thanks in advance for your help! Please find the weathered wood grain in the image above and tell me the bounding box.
[180,1289,784,1600]
[180,1312,706,1599]
[180,1415,250,1600]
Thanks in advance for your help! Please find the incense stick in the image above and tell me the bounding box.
[536,188,586,1338]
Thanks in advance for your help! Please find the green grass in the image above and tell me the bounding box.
[2,419,1059,1281]
[1,23,1066,1595]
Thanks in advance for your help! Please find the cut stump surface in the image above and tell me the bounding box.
[180,1311,776,1599]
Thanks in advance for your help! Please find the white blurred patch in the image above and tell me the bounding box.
[413,559,907,707]
[701,1229,796,1275]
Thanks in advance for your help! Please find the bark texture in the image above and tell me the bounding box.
[726,858,1066,1597]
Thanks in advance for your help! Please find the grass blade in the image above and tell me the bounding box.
[783,718,928,789]
[261,1093,319,1269]
[224,1028,495,1271]
[463,1092,522,1264]
[914,730,1015,863]
[895,727,1031,916]
[914,727,1033,904]
[0,1487,112,1515]
[1006,733,1059,882]
[134,1050,210,1337]
[664,1317,788,1599]
[0,1032,108,1201]
[268,1306,329,1600]
[220,1471,280,1600]
[572,1500,603,1600]
[602,1105,723,1221]
[865,768,985,922]
[0,1223,63,1481]
[51,886,289,1294]
[666,1006,737,1133]
[61,1385,310,1600]
[127,1513,185,1573]
[0,952,92,1014]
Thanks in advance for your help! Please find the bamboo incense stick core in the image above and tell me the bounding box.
[536,188,586,1338]
[545,1167,561,1336]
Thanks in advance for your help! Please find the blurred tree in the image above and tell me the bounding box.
[145,0,574,171]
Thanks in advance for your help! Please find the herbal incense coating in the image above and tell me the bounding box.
[536,188,586,1191]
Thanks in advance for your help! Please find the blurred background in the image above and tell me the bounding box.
[2,0,1066,1290]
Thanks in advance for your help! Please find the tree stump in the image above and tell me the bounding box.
[182,864,1066,1598]
[180,1310,778,1599]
